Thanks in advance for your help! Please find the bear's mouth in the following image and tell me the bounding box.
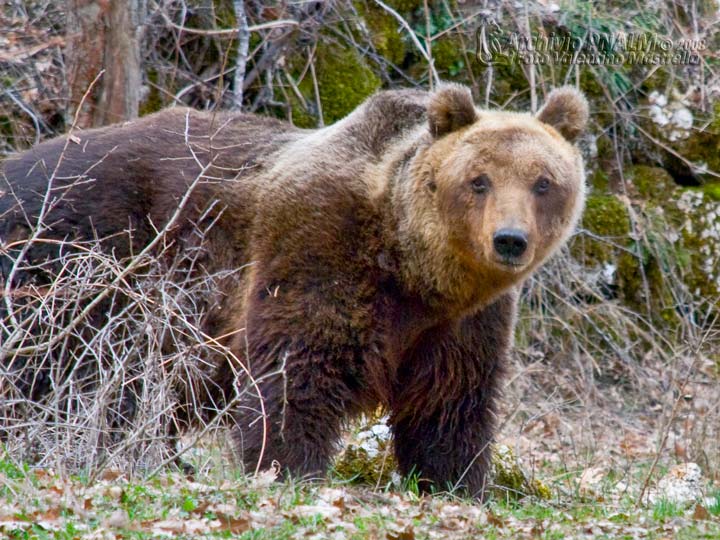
[494,256,527,271]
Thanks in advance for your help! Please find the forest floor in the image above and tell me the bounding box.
[1,456,719,539]
[2,400,720,540]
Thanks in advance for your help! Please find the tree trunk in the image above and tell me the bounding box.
[65,0,144,128]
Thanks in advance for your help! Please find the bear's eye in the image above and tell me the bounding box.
[533,176,552,195]
[470,174,490,194]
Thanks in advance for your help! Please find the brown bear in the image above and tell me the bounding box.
[0,83,588,496]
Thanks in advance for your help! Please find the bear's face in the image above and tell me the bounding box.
[402,84,588,304]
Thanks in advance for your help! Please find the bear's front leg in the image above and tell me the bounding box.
[230,345,353,479]
[226,280,371,480]
[390,293,516,498]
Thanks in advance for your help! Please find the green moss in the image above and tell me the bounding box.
[638,66,670,95]
[669,101,720,184]
[698,183,720,201]
[627,165,675,200]
[333,443,396,487]
[674,189,720,299]
[286,93,316,129]
[582,195,628,237]
[385,0,423,13]
[333,417,396,487]
[594,134,615,164]
[360,3,407,65]
[590,169,610,192]
[297,43,381,126]
[431,36,465,78]
[139,70,163,117]
[492,445,550,501]
[576,194,631,263]
[490,62,529,103]
[0,115,14,147]
[572,194,662,317]
[212,0,237,28]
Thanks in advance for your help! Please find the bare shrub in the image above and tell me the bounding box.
[504,218,720,483]
[0,167,254,478]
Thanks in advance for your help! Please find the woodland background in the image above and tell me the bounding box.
[1,0,720,538]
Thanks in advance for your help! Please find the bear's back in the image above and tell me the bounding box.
[0,108,304,266]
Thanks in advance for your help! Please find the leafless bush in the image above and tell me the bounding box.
[0,174,254,478]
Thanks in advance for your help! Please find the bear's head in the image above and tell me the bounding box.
[398,83,588,310]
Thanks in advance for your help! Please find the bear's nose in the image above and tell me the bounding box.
[493,228,528,259]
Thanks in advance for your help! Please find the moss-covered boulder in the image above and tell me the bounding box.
[571,164,720,326]
[575,193,632,264]
[491,445,551,501]
[629,165,676,201]
[431,36,465,78]
[675,188,720,299]
[639,91,720,187]
[358,3,407,66]
[291,43,381,127]
[334,418,551,499]
[570,192,649,311]
[626,164,720,303]
[333,415,398,487]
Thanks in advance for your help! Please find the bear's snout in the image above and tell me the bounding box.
[493,228,528,260]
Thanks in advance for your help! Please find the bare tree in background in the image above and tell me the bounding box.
[66,0,145,127]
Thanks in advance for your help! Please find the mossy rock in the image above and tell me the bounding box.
[700,183,720,201]
[286,93,317,129]
[669,131,720,186]
[333,442,397,487]
[358,2,407,66]
[574,193,632,264]
[573,176,720,323]
[627,165,675,201]
[627,167,720,304]
[491,445,551,501]
[335,423,550,498]
[572,193,674,320]
[431,36,465,78]
[645,101,720,185]
[674,189,720,299]
[589,169,610,192]
[291,42,381,126]
[139,70,164,117]
[333,417,397,487]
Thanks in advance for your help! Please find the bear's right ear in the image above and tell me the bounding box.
[428,84,478,138]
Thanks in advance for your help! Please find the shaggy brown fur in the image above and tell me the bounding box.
[0,84,588,496]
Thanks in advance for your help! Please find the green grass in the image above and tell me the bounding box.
[651,498,685,521]
[709,491,720,516]
[1,453,719,539]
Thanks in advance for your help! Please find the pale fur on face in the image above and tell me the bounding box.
[393,84,588,312]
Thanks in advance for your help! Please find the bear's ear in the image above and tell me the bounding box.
[536,86,589,142]
[428,84,478,138]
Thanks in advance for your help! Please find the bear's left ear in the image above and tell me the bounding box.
[428,84,478,138]
[536,86,589,142]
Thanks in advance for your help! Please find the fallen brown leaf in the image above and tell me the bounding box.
[216,513,250,533]
[387,524,414,540]
[487,511,505,528]
[692,504,711,521]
